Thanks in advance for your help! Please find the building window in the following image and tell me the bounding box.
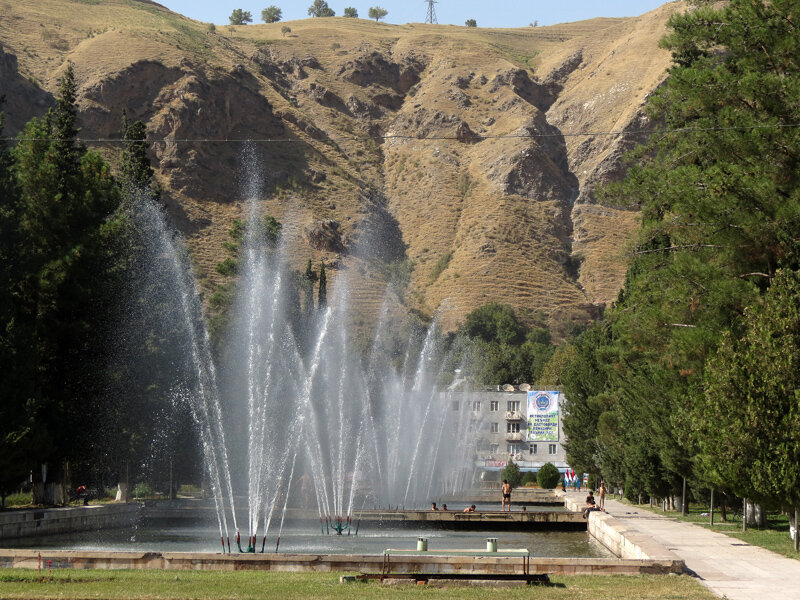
[530,444,537,455]
[472,400,481,411]
[507,400,520,412]
[507,444,518,455]
[507,422,520,433]
[548,444,557,455]
[490,400,499,411]
[451,401,459,411]
[489,444,499,454]
[490,422,499,433]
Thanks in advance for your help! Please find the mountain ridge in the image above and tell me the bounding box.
[0,0,685,333]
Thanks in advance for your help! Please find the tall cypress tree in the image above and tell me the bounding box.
[12,65,122,501]
[120,110,157,199]
[318,261,327,309]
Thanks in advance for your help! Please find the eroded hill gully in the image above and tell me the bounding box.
[1,0,679,328]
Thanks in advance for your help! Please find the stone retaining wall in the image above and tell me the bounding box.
[0,549,682,575]
[564,495,683,570]
[0,504,139,540]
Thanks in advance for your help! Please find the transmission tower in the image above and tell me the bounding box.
[425,0,438,24]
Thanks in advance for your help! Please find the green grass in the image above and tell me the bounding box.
[619,499,800,560]
[0,569,716,600]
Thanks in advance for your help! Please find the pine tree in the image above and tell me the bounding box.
[120,110,157,199]
[318,261,327,309]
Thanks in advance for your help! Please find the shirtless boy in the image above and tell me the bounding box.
[501,479,512,512]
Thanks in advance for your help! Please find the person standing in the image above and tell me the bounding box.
[501,479,512,512]
[598,482,606,510]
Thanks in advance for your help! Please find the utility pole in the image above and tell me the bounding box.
[425,0,438,24]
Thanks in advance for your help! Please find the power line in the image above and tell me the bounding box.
[2,122,799,145]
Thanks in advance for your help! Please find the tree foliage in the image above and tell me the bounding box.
[368,6,387,22]
[308,0,335,17]
[343,7,358,18]
[501,459,521,488]
[261,5,282,23]
[465,19,477,27]
[537,462,561,489]
[560,0,800,509]
[229,9,253,25]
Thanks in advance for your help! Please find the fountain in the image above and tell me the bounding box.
[126,144,479,552]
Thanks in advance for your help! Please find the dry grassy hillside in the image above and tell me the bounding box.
[0,0,685,333]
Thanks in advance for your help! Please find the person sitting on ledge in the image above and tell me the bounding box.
[441,504,448,511]
[431,502,439,511]
[583,497,601,519]
[463,504,476,512]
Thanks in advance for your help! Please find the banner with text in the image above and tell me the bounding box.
[527,391,559,442]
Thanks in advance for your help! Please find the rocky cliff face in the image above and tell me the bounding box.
[0,0,684,332]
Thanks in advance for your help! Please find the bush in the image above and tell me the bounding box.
[4,491,33,507]
[281,25,292,37]
[465,19,477,27]
[501,459,522,488]
[343,7,358,18]
[521,471,537,486]
[132,483,155,498]
[537,462,561,489]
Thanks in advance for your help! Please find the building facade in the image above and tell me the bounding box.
[451,389,569,477]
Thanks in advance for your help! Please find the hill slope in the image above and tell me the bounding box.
[0,0,684,332]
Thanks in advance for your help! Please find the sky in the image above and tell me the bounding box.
[156,0,670,29]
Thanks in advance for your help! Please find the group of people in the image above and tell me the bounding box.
[582,483,606,519]
[430,502,479,512]
[428,478,609,516]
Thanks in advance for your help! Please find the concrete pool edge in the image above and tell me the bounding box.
[0,548,683,575]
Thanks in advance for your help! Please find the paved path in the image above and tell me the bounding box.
[602,498,800,600]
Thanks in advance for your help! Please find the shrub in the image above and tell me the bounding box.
[281,25,292,37]
[465,19,477,27]
[521,471,537,486]
[206,23,216,33]
[343,7,358,18]
[537,462,561,489]
[501,459,522,488]
[133,482,155,498]
[215,258,238,276]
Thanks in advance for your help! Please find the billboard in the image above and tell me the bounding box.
[527,390,559,442]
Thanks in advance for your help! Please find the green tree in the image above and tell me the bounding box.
[120,112,157,199]
[462,303,525,345]
[261,5,282,23]
[699,269,800,513]
[308,0,335,17]
[465,19,477,27]
[537,463,561,489]
[560,0,800,503]
[229,9,253,25]
[501,459,522,488]
[343,7,358,17]
[11,64,124,501]
[318,261,327,309]
[368,6,387,21]
[281,25,291,37]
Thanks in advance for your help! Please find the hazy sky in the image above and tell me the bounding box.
[156,0,670,28]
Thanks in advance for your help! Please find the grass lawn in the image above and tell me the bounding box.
[0,569,716,600]
[618,498,800,560]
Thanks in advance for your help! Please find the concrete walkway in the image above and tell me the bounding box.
[602,498,800,600]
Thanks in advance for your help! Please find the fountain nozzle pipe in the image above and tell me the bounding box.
[220,537,226,553]
[261,535,267,553]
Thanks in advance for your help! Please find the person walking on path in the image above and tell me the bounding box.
[501,479,512,512]
[598,482,606,509]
